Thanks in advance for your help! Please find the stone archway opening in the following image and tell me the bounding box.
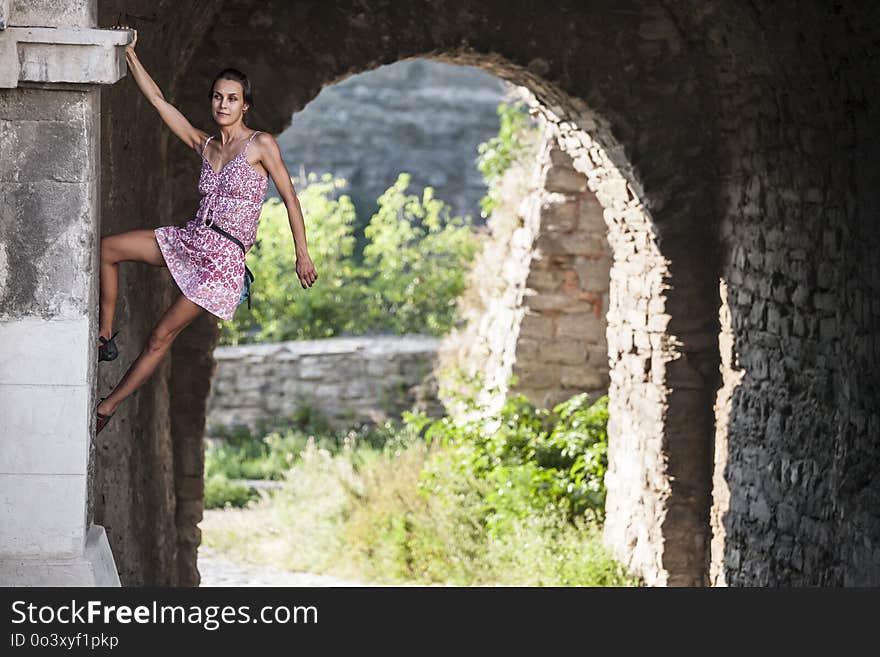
[188,51,718,588]
[97,1,723,588]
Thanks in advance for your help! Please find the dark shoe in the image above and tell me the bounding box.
[98,330,120,362]
[96,397,115,435]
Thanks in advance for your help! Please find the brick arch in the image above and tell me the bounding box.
[99,0,725,586]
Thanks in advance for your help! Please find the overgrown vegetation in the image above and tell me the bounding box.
[202,388,637,586]
[220,172,478,344]
[475,100,540,218]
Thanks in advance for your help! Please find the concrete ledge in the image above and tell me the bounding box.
[0,26,132,88]
[83,525,121,586]
[0,525,120,586]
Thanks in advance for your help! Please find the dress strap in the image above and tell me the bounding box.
[243,130,262,156]
[201,135,214,157]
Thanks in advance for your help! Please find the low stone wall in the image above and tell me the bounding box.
[205,335,444,434]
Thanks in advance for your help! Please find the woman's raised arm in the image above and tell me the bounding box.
[114,25,209,155]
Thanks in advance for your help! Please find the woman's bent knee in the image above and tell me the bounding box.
[147,327,177,353]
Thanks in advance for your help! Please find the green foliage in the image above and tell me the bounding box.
[220,174,362,344]
[412,391,609,541]
[203,473,259,510]
[205,403,403,482]
[360,173,479,334]
[475,101,541,218]
[220,173,478,344]
[204,393,636,586]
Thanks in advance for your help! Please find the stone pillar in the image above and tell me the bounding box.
[0,0,130,585]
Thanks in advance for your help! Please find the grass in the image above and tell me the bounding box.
[200,427,639,587]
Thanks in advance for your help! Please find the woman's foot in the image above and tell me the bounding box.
[95,397,116,435]
[98,329,120,362]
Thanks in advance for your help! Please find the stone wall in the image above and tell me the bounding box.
[704,1,880,586]
[437,116,612,417]
[206,336,443,433]
[514,135,612,409]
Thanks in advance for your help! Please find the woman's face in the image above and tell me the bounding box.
[211,79,249,126]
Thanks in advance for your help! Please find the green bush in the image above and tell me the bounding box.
[360,174,479,335]
[410,391,609,541]
[220,174,363,344]
[220,172,478,344]
[202,391,636,585]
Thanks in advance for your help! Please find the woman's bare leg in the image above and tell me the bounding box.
[96,293,206,417]
[99,229,166,342]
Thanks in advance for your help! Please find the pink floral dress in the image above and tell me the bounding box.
[154,130,268,320]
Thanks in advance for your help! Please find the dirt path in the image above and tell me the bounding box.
[197,545,371,587]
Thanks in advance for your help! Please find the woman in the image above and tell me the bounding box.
[95,25,318,434]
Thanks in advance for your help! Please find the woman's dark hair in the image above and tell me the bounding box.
[209,68,254,109]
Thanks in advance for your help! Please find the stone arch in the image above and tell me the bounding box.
[97,0,725,586]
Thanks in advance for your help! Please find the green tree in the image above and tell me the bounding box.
[221,173,364,344]
[361,173,478,335]
[220,172,478,344]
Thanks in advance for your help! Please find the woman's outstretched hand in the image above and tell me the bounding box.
[296,253,318,289]
[111,22,137,54]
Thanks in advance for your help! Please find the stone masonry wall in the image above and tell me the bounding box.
[437,118,612,417]
[700,1,880,586]
[514,136,612,409]
[205,335,444,433]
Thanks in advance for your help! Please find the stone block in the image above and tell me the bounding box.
[0,383,88,474]
[560,365,606,389]
[540,198,578,232]
[0,181,93,318]
[544,165,587,194]
[525,268,562,292]
[0,83,92,123]
[0,473,85,557]
[556,311,604,341]
[537,338,586,364]
[577,195,607,232]
[298,355,338,380]
[0,317,88,384]
[0,119,87,182]
[525,293,595,314]
[573,256,610,292]
[9,1,94,28]
[547,147,572,167]
[518,312,554,338]
[514,337,540,360]
[813,292,836,312]
[534,233,607,256]
[511,364,560,388]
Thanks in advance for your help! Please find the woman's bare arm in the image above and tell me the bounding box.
[117,26,209,155]
[254,133,318,289]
